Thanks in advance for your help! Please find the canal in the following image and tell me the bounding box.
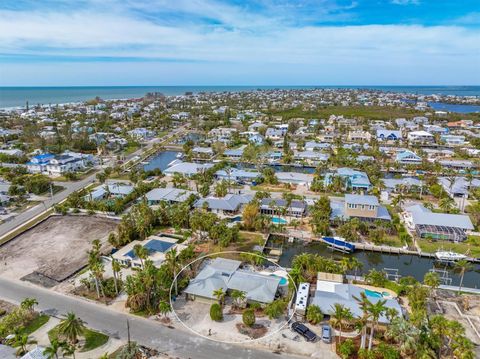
[143,150,180,172]
[274,238,480,288]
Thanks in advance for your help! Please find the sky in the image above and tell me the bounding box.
[0,0,479,86]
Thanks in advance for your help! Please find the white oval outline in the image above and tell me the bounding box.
[169,250,298,344]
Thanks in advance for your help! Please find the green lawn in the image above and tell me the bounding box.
[418,237,480,257]
[18,314,50,335]
[379,235,405,248]
[48,326,109,352]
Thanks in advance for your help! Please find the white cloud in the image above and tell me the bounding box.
[0,1,479,85]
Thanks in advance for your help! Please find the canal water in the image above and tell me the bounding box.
[143,151,179,171]
[276,239,480,288]
[428,102,480,114]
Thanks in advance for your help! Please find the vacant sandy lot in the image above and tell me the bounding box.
[0,215,118,284]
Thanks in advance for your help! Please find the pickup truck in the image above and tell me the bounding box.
[291,321,318,342]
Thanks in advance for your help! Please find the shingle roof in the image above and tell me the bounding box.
[194,194,252,211]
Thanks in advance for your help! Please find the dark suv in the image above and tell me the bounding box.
[291,321,318,342]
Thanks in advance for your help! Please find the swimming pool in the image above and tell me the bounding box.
[270,274,288,285]
[125,239,175,258]
[271,217,287,225]
[364,289,383,298]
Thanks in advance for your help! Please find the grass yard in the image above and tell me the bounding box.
[418,237,480,257]
[18,314,50,336]
[48,325,109,352]
[250,184,291,192]
[206,231,265,260]
[379,235,405,248]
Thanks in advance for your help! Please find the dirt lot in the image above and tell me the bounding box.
[0,215,118,285]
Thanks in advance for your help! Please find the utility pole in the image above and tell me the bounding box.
[127,319,131,352]
[49,183,54,199]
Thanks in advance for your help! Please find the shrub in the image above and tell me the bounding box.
[339,339,356,359]
[242,308,255,327]
[210,303,223,321]
[306,305,324,324]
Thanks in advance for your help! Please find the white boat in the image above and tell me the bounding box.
[434,251,467,262]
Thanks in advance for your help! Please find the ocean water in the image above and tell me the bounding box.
[1,85,480,109]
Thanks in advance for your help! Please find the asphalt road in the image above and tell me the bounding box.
[0,277,302,359]
[0,125,188,239]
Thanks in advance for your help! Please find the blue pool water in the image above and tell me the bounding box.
[125,239,175,258]
[271,217,287,225]
[270,274,288,285]
[364,289,383,298]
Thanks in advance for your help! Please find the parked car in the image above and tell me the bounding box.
[291,321,318,342]
[321,325,332,343]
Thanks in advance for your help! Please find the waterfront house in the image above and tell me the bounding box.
[260,198,307,218]
[128,128,155,140]
[184,257,281,305]
[293,150,329,165]
[193,194,252,217]
[438,177,480,198]
[330,194,391,222]
[192,146,214,159]
[215,168,260,184]
[395,150,422,165]
[437,159,474,171]
[324,168,371,191]
[163,161,214,177]
[276,172,314,187]
[382,177,423,193]
[145,187,198,205]
[223,147,244,160]
[304,141,331,151]
[310,276,402,324]
[403,204,474,242]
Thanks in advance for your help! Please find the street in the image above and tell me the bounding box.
[0,277,301,359]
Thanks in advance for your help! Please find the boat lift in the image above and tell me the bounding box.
[428,267,453,285]
[384,268,401,282]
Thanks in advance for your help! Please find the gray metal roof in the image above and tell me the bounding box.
[228,270,281,303]
[184,258,280,303]
[345,194,379,206]
[164,161,214,176]
[145,187,197,202]
[382,177,423,189]
[194,194,252,211]
[260,198,306,211]
[408,205,474,230]
[311,281,402,324]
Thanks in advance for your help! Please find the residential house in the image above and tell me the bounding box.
[330,194,391,222]
[395,150,422,165]
[404,204,473,241]
[347,130,372,142]
[407,130,434,143]
[145,187,198,205]
[260,198,307,218]
[193,194,252,217]
[86,182,134,201]
[376,129,402,141]
[184,257,281,304]
[163,161,214,177]
[324,168,371,191]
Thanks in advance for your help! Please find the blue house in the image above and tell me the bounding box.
[395,150,422,164]
[376,130,402,141]
[26,153,55,173]
[324,168,371,191]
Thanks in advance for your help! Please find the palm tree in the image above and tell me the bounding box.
[165,248,180,295]
[439,197,455,213]
[349,257,363,281]
[133,244,148,269]
[111,258,121,295]
[20,297,38,314]
[423,272,440,295]
[353,293,371,350]
[11,334,37,356]
[330,303,353,344]
[231,290,246,309]
[213,288,225,305]
[366,299,387,350]
[454,259,473,294]
[158,301,171,319]
[306,304,324,325]
[61,343,77,359]
[385,317,420,356]
[43,339,62,359]
[57,312,86,344]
